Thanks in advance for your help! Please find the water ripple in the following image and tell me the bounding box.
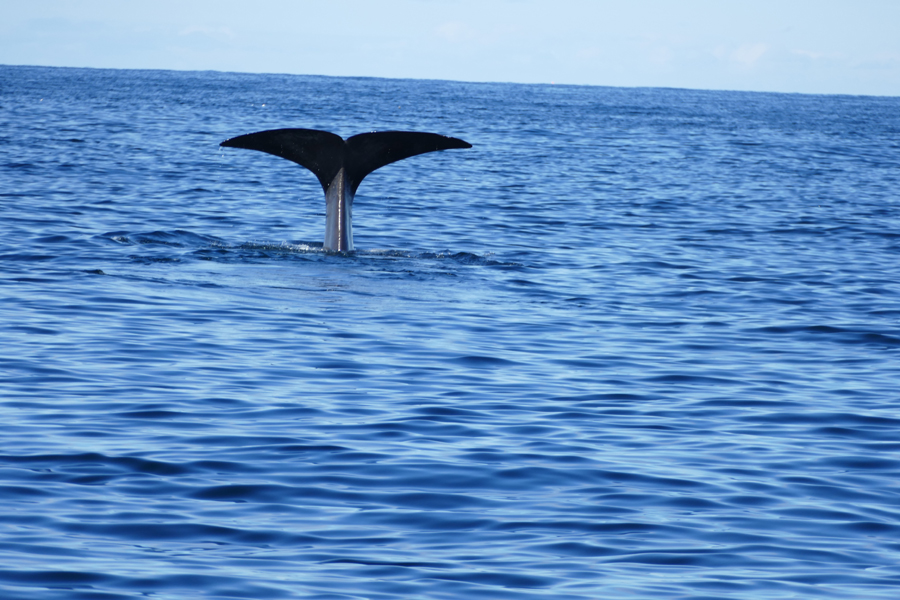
[1,65,899,599]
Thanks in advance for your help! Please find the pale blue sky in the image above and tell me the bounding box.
[2,0,899,96]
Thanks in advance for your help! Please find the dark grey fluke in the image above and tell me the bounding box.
[221,129,471,251]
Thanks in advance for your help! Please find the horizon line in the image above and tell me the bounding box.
[2,62,897,100]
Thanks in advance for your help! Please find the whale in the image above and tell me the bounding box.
[220,129,471,251]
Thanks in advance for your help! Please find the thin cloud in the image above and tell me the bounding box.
[732,43,767,68]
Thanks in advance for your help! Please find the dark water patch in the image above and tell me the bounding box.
[8,325,59,335]
[0,253,57,261]
[32,234,72,243]
[128,255,181,264]
[0,485,56,498]
[752,324,900,347]
[450,355,520,367]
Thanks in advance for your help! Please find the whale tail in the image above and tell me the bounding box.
[220,128,471,251]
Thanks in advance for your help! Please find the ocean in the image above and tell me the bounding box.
[1,64,899,599]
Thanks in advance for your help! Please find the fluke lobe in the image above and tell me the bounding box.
[220,129,472,251]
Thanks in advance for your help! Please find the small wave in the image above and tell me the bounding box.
[95,232,522,270]
[451,355,520,367]
[752,324,900,347]
[98,229,225,247]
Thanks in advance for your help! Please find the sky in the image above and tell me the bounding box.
[2,0,899,96]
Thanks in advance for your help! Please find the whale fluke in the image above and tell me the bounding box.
[220,128,471,251]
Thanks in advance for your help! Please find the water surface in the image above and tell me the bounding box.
[1,65,900,599]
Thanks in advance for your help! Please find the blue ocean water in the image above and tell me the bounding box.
[1,63,900,599]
